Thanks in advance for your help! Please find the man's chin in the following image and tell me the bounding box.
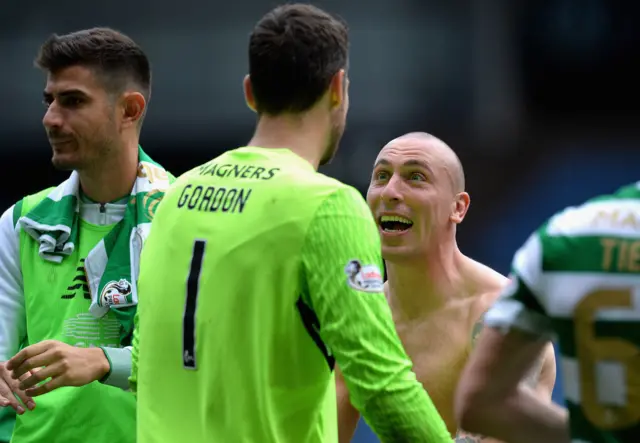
[381,244,417,263]
[51,156,78,171]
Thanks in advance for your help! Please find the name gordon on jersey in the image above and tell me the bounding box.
[177,184,251,213]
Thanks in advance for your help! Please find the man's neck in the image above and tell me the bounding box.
[79,141,139,204]
[247,112,328,170]
[386,241,469,319]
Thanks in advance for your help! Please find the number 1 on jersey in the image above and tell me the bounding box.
[183,239,206,370]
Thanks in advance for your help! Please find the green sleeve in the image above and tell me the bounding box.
[301,187,451,442]
[99,347,132,389]
[127,174,173,394]
[128,310,139,395]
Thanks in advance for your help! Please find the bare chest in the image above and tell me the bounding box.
[395,314,475,433]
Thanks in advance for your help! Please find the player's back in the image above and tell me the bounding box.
[136,147,353,443]
[534,183,640,442]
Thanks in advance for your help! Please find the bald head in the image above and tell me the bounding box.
[368,131,471,249]
[389,132,465,193]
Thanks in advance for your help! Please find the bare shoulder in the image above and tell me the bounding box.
[464,257,507,292]
[465,258,508,313]
[463,258,557,393]
[464,258,508,344]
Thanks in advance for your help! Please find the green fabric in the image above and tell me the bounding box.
[7,148,173,443]
[133,147,450,443]
[18,147,172,346]
[11,200,22,229]
[17,211,132,443]
[0,407,14,442]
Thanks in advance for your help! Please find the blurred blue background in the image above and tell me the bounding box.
[1,0,638,441]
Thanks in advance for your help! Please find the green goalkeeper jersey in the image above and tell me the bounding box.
[132,147,450,443]
[485,182,640,443]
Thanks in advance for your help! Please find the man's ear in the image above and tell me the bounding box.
[450,192,470,224]
[121,92,146,128]
[328,69,345,109]
[243,74,257,112]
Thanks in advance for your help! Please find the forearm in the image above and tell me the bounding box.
[463,386,569,443]
[454,381,555,443]
[336,369,360,443]
[99,347,132,390]
[338,404,359,443]
[361,379,451,443]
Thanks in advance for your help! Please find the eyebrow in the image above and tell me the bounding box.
[373,158,434,175]
[43,89,88,100]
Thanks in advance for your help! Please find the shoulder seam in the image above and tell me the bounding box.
[304,186,365,235]
[301,187,345,248]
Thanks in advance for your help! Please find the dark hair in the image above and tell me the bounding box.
[35,27,151,102]
[249,4,349,115]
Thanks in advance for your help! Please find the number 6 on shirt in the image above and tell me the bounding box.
[183,239,206,370]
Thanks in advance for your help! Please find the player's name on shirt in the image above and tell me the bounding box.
[178,161,284,214]
[600,238,640,273]
[177,184,251,214]
[198,161,280,181]
[541,198,640,274]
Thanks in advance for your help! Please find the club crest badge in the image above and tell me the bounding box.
[100,279,133,307]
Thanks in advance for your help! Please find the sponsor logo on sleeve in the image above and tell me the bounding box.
[344,259,384,293]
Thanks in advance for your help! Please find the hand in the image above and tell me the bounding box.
[0,361,36,414]
[6,340,110,397]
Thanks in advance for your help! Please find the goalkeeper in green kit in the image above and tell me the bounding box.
[132,4,451,443]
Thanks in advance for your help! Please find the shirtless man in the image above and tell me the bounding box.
[337,132,557,442]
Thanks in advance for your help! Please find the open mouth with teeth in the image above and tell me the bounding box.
[379,215,413,233]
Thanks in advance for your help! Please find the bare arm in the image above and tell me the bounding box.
[453,342,557,443]
[455,327,569,443]
[452,319,496,443]
[336,366,361,443]
[530,343,556,399]
[452,324,550,442]
[454,284,558,443]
